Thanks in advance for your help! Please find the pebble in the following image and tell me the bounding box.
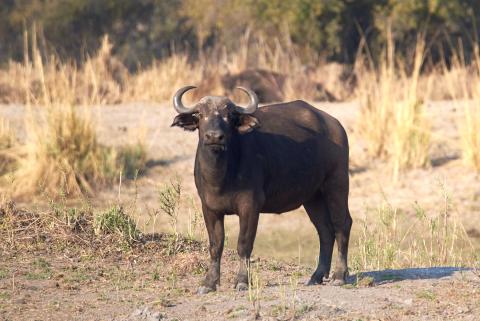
[127,306,164,321]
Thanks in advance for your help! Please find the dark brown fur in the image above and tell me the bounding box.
[172,96,352,293]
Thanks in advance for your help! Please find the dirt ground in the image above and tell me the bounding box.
[0,100,479,320]
[1,245,479,321]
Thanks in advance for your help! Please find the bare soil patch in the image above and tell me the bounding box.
[0,201,479,321]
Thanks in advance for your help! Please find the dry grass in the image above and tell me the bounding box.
[0,118,18,175]
[0,197,204,258]
[0,28,477,107]
[350,185,477,272]
[0,32,127,106]
[461,95,480,171]
[12,102,149,198]
[127,53,201,103]
[0,30,351,106]
[13,104,119,197]
[355,31,431,177]
[443,42,480,171]
[2,31,147,198]
[0,27,479,195]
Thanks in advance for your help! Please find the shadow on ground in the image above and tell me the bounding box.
[146,155,192,168]
[430,154,460,167]
[348,267,474,285]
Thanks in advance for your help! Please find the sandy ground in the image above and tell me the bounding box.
[0,101,479,320]
[1,247,479,321]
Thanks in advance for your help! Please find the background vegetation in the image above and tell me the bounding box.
[1,0,479,68]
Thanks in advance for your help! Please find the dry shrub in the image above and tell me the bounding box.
[0,31,147,198]
[11,103,149,198]
[0,198,205,259]
[355,31,430,178]
[0,199,96,253]
[13,104,118,197]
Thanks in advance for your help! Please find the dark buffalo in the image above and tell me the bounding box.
[171,86,352,293]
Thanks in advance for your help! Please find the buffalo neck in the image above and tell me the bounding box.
[196,137,239,192]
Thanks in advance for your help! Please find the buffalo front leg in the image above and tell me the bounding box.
[198,207,224,294]
[235,206,260,291]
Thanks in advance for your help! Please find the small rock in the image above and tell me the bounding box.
[131,308,144,317]
[128,307,164,321]
[457,306,470,314]
[14,298,27,305]
[403,298,413,306]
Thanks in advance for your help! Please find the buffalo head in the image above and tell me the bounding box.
[171,86,260,153]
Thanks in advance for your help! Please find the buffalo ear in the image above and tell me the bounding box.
[236,114,260,134]
[171,113,199,131]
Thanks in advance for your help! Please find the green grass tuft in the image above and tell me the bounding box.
[94,205,139,244]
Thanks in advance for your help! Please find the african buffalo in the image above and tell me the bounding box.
[171,86,352,294]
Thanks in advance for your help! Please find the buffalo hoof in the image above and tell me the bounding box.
[331,279,346,286]
[197,286,215,294]
[331,271,348,286]
[235,282,248,291]
[305,277,322,286]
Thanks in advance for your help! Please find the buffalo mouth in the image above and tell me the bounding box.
[204,143,226,152]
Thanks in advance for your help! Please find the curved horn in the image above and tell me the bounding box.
[173,86,197,114]
[234,87,259,114]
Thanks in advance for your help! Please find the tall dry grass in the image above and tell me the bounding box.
[355,31,431,178]
[0,27,131,106]
[461,90,480,171]
[1,27,480,181]
[0,31,351,105]
[13,105,119,197]
[442,41,480,171]
[0,118,18,175]
[8,30,147,198]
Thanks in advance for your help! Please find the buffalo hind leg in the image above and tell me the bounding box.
[304,196,335,285]
[198,206,225,294]
[235,207,260,291]
[324,174,352,285]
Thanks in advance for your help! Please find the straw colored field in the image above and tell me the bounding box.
[2,32,479,180]
[0,101,478,268]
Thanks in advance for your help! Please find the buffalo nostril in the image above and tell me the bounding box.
[205,131,224,142]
